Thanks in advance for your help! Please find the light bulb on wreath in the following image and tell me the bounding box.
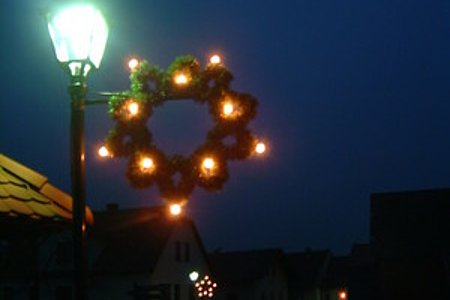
[140,157,155,173]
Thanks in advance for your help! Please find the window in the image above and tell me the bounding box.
[183,242,190,262]
[175,241,182,262]
[175,241,190,262]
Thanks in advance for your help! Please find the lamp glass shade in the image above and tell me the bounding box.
[48,3,108,72]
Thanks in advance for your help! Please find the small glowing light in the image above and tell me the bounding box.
[195,274,217,298]
[128,101,139,116]
[339,291,347,300]
[209,54,221,65]
[174,73,189,85]
[223,102,234,116]
[169,203,182,216]
[128,58,139,70]
[140,157,154,170]
[202,158,215,171]
[189,271,200,282]
[98,146,110,158]
[255,142,266,155]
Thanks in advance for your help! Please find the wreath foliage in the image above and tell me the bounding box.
[104,55,259,200]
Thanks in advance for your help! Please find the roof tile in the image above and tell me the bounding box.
[0,153,93,225]
[48,203,72,220]
[3,184,33,201]
[0,186,9,197]
[0,200,10,213]
[4,198,34,215]
[40,184,72,211]
[0,169,26,186]
[26,201,55,218]
[0,154,47,188]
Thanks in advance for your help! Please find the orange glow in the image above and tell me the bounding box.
[174,73,189,85]
[209,54,221,65]
[98,146,110,158]
[128,58,139,70]
[202,157,216,176]
[169,203,182,216]
[223,102,234,116]
[339,291,347,300]
[140,157,155,173]
[220,96,242,119]
[127,101,139,116]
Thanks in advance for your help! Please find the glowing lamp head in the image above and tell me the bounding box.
[174,73,189,85]
[209,54,221,65]
[255,142,266,155]
[127,101,139,116]
[98,146,110,158]
[189,271,200,282]
[339,291,347,300]
[47,3,109,76]
[169,203,182,216]
[128,58,139,70]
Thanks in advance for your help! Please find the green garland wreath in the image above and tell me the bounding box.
[104,55,260,201]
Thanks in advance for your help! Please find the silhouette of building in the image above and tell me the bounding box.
[209,249,288,300]
[371,188,450,299]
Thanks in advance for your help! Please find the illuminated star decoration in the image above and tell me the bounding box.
[101,54,268,204]
[195,275,218,298]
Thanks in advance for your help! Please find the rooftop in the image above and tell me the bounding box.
[0,153,93,224]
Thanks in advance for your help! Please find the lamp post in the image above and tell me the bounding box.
[47,3,108,300]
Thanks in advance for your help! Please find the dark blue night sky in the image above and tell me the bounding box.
[1,0,450,254]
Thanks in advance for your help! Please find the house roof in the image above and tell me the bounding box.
[0,153,93,225]
[208,249,284,283]
[284,249,331,290]
[91,206,199,274]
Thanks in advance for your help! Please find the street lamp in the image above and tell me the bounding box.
[47,3,108,300]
